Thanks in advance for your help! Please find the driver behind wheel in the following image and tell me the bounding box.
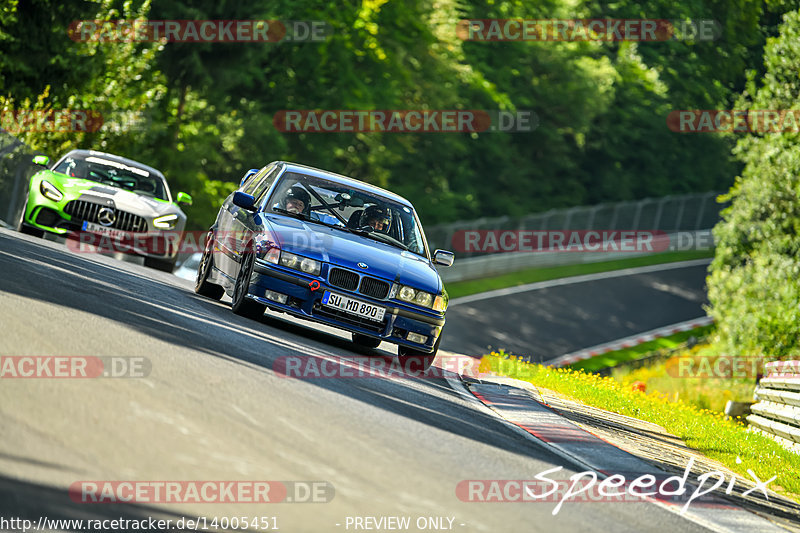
[281,185,311,215]
[360,205,392,234]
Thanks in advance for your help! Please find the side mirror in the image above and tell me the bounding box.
[233,191,256,211]
[33,155,49,167]
[176,191,193,206]
[433,249,455,267]
[240,168,259,187]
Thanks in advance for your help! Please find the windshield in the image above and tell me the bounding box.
[54,154,169,201]
[267,172,428,256]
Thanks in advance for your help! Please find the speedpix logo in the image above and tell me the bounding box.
[457,458,775,516]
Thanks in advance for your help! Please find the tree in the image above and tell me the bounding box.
[706,9,800,359]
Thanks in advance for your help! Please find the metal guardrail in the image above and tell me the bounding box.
[748,361,800,453]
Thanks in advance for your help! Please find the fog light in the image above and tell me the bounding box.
[407,332,428,344]
[265,290,288,304]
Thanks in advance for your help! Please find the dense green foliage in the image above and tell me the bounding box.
[707,8,800,360]
[0,0,791,229]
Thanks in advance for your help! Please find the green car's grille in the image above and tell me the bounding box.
[64,200,148,233]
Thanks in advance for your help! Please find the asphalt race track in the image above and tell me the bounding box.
[442,261,710,362]
[0,229,715,532]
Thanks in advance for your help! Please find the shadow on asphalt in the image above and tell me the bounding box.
[0,474,195,532]
[0,231,577,472]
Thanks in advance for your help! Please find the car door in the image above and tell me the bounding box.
[229,164,280,279]
[215,165,272,278]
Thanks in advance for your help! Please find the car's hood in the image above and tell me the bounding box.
[42,170,182,218]
[262,214,441,293]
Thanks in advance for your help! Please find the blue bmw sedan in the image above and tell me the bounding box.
[195,161,454,369]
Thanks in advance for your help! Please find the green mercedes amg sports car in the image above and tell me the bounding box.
[17,149,192,272]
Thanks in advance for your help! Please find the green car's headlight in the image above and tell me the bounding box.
[153,214,179,229]
[280,252,321,276]
[396,284,438,309]
[40,180,63,202]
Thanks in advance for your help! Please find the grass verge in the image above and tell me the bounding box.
[569,324,715,373]
[479,351,800,500]
[446,249,714,299]
[612,341,762,412]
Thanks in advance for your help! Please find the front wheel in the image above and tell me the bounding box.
[144,256,177,273]
[397,331,442,371]
[352,333,381,349]
[195,236,224,300]
[231,251,266,320]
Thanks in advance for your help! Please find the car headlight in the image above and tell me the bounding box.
[396,284,438,309]
[280,252,321,276]
[153,214,179,229]
[40,180,63,202]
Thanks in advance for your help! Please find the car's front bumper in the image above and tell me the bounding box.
[22,187,180,260]
[249,261,444,352]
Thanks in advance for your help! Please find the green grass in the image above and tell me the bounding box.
[446,249,714,299]
[612,341,763,413]
[569,324,715,373]
[479,352,800,500]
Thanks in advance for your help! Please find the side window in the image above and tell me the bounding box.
[242,164,274,195]
[253,167,281,207]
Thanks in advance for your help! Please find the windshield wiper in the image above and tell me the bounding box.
[360,230,409,251]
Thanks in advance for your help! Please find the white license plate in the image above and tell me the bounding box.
[322,291,386,322]
[82,221,130,241]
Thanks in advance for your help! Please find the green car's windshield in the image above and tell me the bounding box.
[54,155,169,201]
[268,172,428,257]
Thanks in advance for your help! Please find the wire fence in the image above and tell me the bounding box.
[425,192,727,258]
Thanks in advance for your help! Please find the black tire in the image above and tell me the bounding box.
[231,250,266,319]
[352,333,381,349]
[17,196,44,238]
[397,331,442,371]
[195,237,224,300]
[144,256,177,273]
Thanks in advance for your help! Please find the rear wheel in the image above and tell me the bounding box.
[231,250,266,320]
[352,333,381,349]
[195,237,224,300]
[17,196,44,238]
[144,256,177,272]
